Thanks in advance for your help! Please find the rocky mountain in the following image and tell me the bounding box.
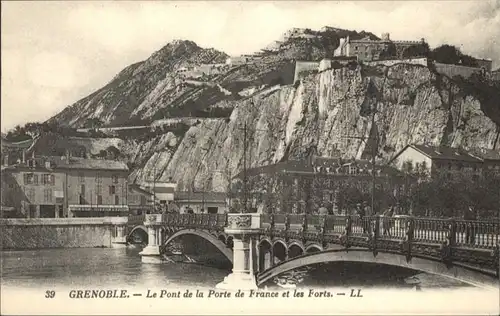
[41,27,500,192]
[49,40,229,127]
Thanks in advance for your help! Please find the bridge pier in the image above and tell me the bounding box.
[111,225,128,248]
[216,213,261,290]
[139,214,163,264]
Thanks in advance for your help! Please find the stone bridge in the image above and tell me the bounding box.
[120,213,500,290]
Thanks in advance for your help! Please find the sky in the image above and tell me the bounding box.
[2,0,499,132]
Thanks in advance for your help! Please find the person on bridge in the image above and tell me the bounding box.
[464,206,477,244]
[356,203,367,234]
[382,206,395,237]
[318,204,329,216]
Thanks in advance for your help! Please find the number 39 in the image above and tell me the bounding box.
[45,290,56,298]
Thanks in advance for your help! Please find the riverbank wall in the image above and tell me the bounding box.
[0,217,128,250]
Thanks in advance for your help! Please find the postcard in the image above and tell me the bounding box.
[1,1,499,315]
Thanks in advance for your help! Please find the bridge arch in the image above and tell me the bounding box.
[163,229,233,264]
[257,249,499,290]
[258,239,273,272]
[305,243,323,254]
[217,233,227,245]
[272,239,288,264]
[127,225,148,243]
[287,242,305,259]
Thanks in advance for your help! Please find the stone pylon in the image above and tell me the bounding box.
[216,213,262,290]
[139,214,163,263]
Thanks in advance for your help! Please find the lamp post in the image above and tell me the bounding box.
[236,119,268,213]
[341,104,379,215]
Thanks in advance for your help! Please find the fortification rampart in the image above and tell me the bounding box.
[294,61,320,83]
[364,58,428,67]
[434,62,484,79]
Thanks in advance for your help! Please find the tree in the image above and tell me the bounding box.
[430,45,462,65]
[83,118,104,130]
[402,43,430,59]
[379,43,397,60]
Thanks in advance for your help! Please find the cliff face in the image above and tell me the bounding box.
[131,63,499,192]
[41,29,499,193]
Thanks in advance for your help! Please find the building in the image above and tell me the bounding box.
[389,144,485,178]
[173,191,228,214]
[1,153,130,218]
[127,184,154,215]
[492,68,500,81]
[469,148,500,174]
[337,33,426,62]
[474,58,493,73]
[232,156,404,215]
[142,180,177,204]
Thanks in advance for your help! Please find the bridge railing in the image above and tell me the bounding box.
[455,219,499,249]
[150,213,499,251]
[159,213,228,229]
[258,214,499,250]
[128,214,146,225]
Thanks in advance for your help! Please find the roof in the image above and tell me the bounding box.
[174,191,226,202]
[128,183,154,196]
[5,156,129,172]
[51,156,129,171]
[233,160,311,179]
[1,137,35,149]
[390,144,483,164]
[468,148,500,161]
[234,157,403,179]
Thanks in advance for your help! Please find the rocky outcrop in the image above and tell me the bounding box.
[132,63,499,192]
[49,40,228,127]
[42,30,499,193]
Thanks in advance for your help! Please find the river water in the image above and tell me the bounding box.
[1,247,499,315]
[1,246,229,290]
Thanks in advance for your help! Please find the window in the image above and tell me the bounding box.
[80,184,85,195]
[78,172,85,183]
[42,174,54,185]
[112,175,119,184]
[97,195,102,205]
[24,187,35,201]
[95,172,102,183]
[44,188,52,203]
[140,195,147,205]
[24,173,34,185]
[23,173,39,185]
[115,195,119,205]
[349,166,358,175]
[109,185,116,195]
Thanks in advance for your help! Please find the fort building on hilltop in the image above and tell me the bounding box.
[335,33,426,62]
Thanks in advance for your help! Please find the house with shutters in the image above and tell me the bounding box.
[1,152,129,218]
[389,144,487,178]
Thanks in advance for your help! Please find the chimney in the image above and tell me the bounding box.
[3,154,9,166]
[382,33,390,41]
[22,149,26,164]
